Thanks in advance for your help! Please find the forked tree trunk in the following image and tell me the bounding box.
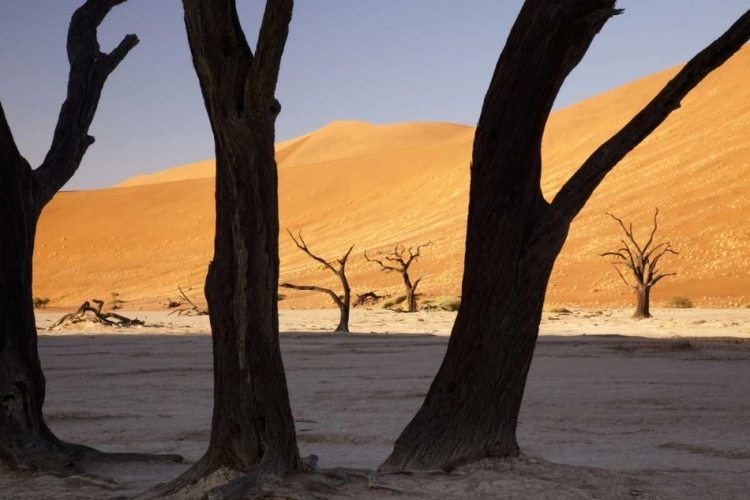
[382,1,750,472]
[633,285,651,319]
[178,0,299,482]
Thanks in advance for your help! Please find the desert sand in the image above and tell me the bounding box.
[32,46,750,310]
[2,309,749,499]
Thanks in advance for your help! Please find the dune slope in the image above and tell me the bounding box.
[35,46,750,309]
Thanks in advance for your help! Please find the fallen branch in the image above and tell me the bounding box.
[48,300,144,330]
[167,287,208,316]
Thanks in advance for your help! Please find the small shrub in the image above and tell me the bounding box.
[33,297,50,309]
[437,296,461,311]
[669,296,694,309]
[744,303,750,309]
[382,295,407,309]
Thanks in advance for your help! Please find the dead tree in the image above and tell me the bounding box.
[0,0,180,478]
[380,3,750,472]
[167,287,209,316]
[150,1,300,497]
[365,242,431,312]
[49,300,144,329]
[280,231,353,332]
[601,209,677,319]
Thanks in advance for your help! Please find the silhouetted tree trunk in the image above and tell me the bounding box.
[365,243,430,312]
[0,0,179,478]
[280,231,353,332]
[381,1,750,471]
[156,0,299,496]
[601,209,677,319]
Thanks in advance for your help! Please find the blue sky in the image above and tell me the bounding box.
[0,1,747,190]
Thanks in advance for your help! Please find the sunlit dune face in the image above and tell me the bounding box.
[35,46,750,309]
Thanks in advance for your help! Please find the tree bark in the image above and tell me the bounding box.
[382,1,750,472]
[0,1,177,477]
[0,158,56,468]
[633,286,651,319]
[176,0,299,485]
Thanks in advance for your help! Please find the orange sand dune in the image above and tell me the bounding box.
[34,46,750,310]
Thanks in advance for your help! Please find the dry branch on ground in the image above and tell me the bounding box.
[48,300,144,330]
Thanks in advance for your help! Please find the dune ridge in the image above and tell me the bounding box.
[35,46,750,309]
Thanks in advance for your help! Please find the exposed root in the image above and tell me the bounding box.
[48,300,145,330]
[0,420,184,492]
[134,454,411,500]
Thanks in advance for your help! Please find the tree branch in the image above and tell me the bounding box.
[286,229,338,275]
[648,272,676,287]
[33,0,139,211]
[279,283,342,307]
[249,0,294,101]
[0,101,25,169]
[612,264,636,289]
[642,208,660,253]
[364,250,402,274]
[183,0,254,122]
[552,10,750,222]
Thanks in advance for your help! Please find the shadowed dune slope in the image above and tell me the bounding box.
[35,46,750,309]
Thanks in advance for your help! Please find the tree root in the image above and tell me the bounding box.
[0,420,184,492]
[200,464,411,500]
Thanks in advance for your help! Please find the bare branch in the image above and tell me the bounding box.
[642,208,660,254]
[287,229,337,274]
[34,0,139,211]
[648,244,678,272]
[279,283,342,308]
[250,0,294,100]
[338,244,355,267]
[612,264,635,289]
[648,272,677,287]
[0,101,23,167]
[552,10,750,222]
[405,241,432,267]
[364,250,402,274]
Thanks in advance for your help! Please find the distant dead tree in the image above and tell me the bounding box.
[601,209,677,319]
[280,230,354,332]
[365,242,431,312]
[0,0,180,478]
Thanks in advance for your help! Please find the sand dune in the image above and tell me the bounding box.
[34,46,750,309]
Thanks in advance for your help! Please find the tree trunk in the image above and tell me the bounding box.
[335,278,351,333]
[180,0,299,480]
[382,205,568,470]
[403,274,418,313]
[381,0,614,471]
[201,131,299,473]
[633,285,651,319]
[0,165,59,464]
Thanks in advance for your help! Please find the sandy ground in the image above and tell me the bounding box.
[2,308,750,499]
